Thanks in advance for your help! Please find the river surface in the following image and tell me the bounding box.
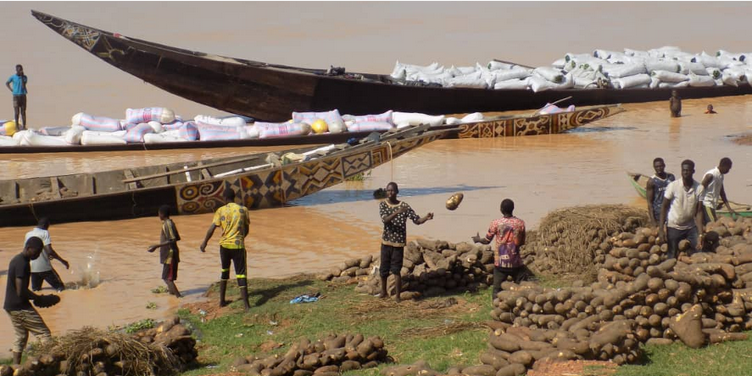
[2,1,752,359]
[1,97,751,356]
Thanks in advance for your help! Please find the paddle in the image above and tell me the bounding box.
[492,59,536,70]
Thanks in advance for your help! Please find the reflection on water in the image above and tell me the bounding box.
[1,96,752,356]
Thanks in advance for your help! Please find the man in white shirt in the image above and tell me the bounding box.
[658,160,705,259]
[700,158,738,224]
[25,218,70,292]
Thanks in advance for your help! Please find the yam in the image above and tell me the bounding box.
[495,363,527,376]
[669,304,707,348]
[507,350,534,366]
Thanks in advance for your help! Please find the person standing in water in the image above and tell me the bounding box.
[147,205,182,298]
[645,158,676,226]
[5,64,27,130]
[705,104,717,114]
[378,182,433,302]
[669,90,682,118]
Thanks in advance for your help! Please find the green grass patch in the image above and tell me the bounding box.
[178,276,494,375]
[616,335,752,376]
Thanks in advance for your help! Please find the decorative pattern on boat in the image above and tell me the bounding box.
[456,105,624,138]
[35,14,101,51]
[175,132,442,215]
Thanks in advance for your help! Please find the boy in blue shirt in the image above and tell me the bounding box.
[6,64,28,130]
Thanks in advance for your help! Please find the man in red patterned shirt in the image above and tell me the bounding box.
[472,199,526,301]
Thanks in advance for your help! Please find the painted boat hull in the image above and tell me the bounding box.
[0,127,443,226]
[31,10,752,123]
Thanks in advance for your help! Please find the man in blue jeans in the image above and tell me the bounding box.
[658,159,705,259]
[6,64,28,130]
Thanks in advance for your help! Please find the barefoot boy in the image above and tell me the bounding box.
[147,205,181,297]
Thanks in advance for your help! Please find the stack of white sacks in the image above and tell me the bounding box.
[391,46,752,92]
[0,107,491,147]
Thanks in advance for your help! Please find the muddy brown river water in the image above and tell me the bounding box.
[1,97,751,356]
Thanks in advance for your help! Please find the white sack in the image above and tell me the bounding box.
[651,70,689,83]
[392,112,445,127]
[613,74,652,89]
[533,67,565,83]
[64,125,86,145]
[493,78,531,90]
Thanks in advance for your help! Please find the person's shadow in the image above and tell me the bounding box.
[250,279,313,307]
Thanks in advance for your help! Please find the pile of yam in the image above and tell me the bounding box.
[230,333,388,376]
[1,316,196,376]
[319,239,498,300]
[479,216,752,375]
[521,205,647,278]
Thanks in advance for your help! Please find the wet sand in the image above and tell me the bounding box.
[1,96,752,356]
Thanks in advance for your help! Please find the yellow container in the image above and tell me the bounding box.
[2,120,17,136]
[311,119,329,134]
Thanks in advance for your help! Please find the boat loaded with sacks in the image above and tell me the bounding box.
[0,125,443,227]
[32,10,752,122]
[627,172,752,218]
[0,104,624,153]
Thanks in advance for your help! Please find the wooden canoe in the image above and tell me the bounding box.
[31,10,752,123]
[626,172,752,218]
[0,126,443,227]
[0,104,624,154]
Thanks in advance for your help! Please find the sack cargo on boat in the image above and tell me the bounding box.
[533,67,565,83]
[162,120,185,131]
[678,61,709,75]
[706,67,722,79]
[492,68,532,82]
[64,125,86,145]
[551,58,567,69]
[123,123,155,143]
[257,122,312,139]
[529,75,574,92]
[645,60,680,73]
[723,67,747,81]
[0,120,17,136]
[195,123,242,141]
[538,103,576,115]
[658,81,689,89]
[461,112,485,123]
[178,122,199,141]
[443,75,489,89]
[392,112,445,127]
[20,131,69,147]
[72,113,123,132]
[143,133,185,144]
[193,114,246,128]
[148,121,163,133]
[488,60,517,71]
[688,73,716,87]
[81,130,127,146]
[292,110,345,133]
[651,70,689,83]
[346,121,394,132]
[493,78,530,90]
[721,71,741,87]
[38,126,70,136]
[603,63,647,78]
[343,110,393,126]
[125,107,175,124]
[390,61,443,79]
[697,52,725,69]
[0,135,15,146]
[612,74,652,89]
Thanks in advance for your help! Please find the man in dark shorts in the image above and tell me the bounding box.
[6,64,27,130]
[200,188,251,310]
[26,217,70,292]
[472,199,526,302]
[4,237,52,365]
[147,205,181,297]
[378,182,433,302]
[645,158,675,226]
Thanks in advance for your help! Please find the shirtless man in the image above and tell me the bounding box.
[669,90,681,118]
